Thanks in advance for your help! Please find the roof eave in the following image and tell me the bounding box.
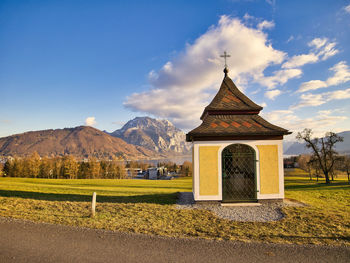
[186,133,290,142]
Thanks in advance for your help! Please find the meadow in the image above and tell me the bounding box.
[0,172,349,245]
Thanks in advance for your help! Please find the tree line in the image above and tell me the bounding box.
[0,152,193,179]
[1,152,126,179]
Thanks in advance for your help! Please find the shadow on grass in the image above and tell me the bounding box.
[285,181,350,191]
[0,190,177,205]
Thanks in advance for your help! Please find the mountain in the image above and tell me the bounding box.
[110,117,191,155]
[0,126,157,159]
[284,131,350,155]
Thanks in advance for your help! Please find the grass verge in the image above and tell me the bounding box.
[0,176,349,245]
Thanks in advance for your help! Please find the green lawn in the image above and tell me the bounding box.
[0,177,191,204]
[0,175,349,245]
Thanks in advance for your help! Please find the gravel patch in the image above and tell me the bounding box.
[176,192,305,222]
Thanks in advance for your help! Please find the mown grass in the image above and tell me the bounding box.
[0,175,349,245]
[0,177,191,204]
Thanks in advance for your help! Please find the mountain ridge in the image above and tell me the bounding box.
[0,126,159,159]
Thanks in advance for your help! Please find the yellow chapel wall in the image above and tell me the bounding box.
[198,146,220,196]
[256,145,279,195]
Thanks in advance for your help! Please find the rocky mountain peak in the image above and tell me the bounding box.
[110,117,191,154]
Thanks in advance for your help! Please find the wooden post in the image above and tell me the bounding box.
[91,192,96,218]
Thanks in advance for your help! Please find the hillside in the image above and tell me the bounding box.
[284,131,350,155]
[110,117,191,155]
[0,126,157,159]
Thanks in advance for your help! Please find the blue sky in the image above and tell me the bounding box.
[1,0,350,140]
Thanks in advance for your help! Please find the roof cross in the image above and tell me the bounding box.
[220,51,231,68]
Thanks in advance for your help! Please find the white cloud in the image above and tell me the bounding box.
[260,37,338,86]
[298,61,350,92]
[344,4,350,14]
[265,89,281,100]
[286,35,294,43]
[308,38,328,49]
[262,110,299,126]
[292,88,350,109]
[265,0,276,6]
[257,20,275,30]
[282,38,338,69]
[308,38,338,61]
[282,54,318,69]
[243,13,255,21]
[124,16,286,129]
[298,80,328,93]
[326,61,350,86]
[85,117,96,126]
[258,68,302,89]
[262,109,347,138]
[317,42,339,60]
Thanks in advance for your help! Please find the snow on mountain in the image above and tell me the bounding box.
[110,117,191,155]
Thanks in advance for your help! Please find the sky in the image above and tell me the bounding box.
[1,0,350,141]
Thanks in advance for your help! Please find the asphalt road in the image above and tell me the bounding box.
[0,217,349,263]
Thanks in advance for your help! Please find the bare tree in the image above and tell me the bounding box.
[298,154,312,180]
[345,156,350,184]
[296,129,343,184]
[338,155,350,184]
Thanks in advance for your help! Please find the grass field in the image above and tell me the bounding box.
[0,173,349,245]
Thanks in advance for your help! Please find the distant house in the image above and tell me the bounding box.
[125,168,142,178]
[145,167,167,180]
[147,167,158,180]
[186,67,291,203]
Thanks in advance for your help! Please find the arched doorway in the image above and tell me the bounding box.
[222,144,257,202]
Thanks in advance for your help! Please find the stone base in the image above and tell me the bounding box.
[194,200,221,205]
[193,199,284,204]
[258,199,284,204]
[221,203,261,207]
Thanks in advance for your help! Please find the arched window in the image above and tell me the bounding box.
[222,144,257,202]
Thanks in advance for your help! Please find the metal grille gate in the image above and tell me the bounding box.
[222,144,257,202]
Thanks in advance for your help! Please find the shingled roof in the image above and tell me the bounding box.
[200,73,262,120]
[187,68,291,141]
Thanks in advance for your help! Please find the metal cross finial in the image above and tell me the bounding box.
[220,51,231,68]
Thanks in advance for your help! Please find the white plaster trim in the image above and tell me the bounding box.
[258,194,283,199]
[195,195,221,201]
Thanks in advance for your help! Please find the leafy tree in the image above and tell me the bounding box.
[180,161,192,177]
[23,152,41,178]
[296,129,343,184]
[99,160,109,178]
[61,155,79,179]
[52,157,63,179]
[3,159,12,177]
[5,157,22,177]
[87,157,100,179]
[107,161,126,179]
[39,156,54,178]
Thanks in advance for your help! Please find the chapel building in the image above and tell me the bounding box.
[186,67,291,203]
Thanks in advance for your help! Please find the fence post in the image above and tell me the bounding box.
[91,192,96,218]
